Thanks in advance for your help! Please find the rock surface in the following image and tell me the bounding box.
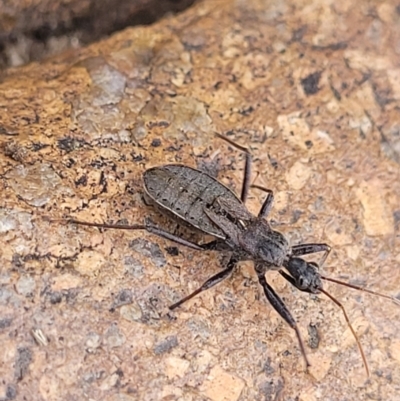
[1,1,400,400]
[0,0,196,67]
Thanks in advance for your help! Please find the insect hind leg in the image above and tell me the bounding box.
[250,185,274,219]
[214,132,252,203]
[66,218,205,251]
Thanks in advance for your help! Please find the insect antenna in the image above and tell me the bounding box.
[321,275,400,306]
[319,288,369,376]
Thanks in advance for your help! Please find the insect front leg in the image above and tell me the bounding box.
[169,255,238,310]
[256,263,310,369]
[280,258,372,377]
[291,243,331,267]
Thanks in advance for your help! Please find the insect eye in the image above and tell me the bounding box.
[297,276,307,290]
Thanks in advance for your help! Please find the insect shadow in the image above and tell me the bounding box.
[65,132,399,376]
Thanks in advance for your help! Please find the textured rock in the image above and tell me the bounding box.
[0,1,400,400]
[0,0,196,67]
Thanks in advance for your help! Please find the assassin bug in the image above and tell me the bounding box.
[66,132,399,375]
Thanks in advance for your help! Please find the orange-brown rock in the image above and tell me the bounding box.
[0,1,399,400]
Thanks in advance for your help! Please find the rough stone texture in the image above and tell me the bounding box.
[0,0,196,68]
[1,0,400,400]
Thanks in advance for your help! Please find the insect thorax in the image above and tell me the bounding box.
[240,219,290,268]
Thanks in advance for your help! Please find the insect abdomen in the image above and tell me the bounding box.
[143,165,241,238]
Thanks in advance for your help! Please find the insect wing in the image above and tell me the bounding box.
[143,164,244,238]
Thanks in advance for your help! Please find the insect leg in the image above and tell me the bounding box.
[280,269,370,376]
[291,243,331,267]
[257,270,310,368]
[251,185,274,218]
[200,240,232,252]
[169,256,238,310]
[241,152,252,203]
[214,132,252,203]
[65,219,204,251]
[146,224,204,250]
